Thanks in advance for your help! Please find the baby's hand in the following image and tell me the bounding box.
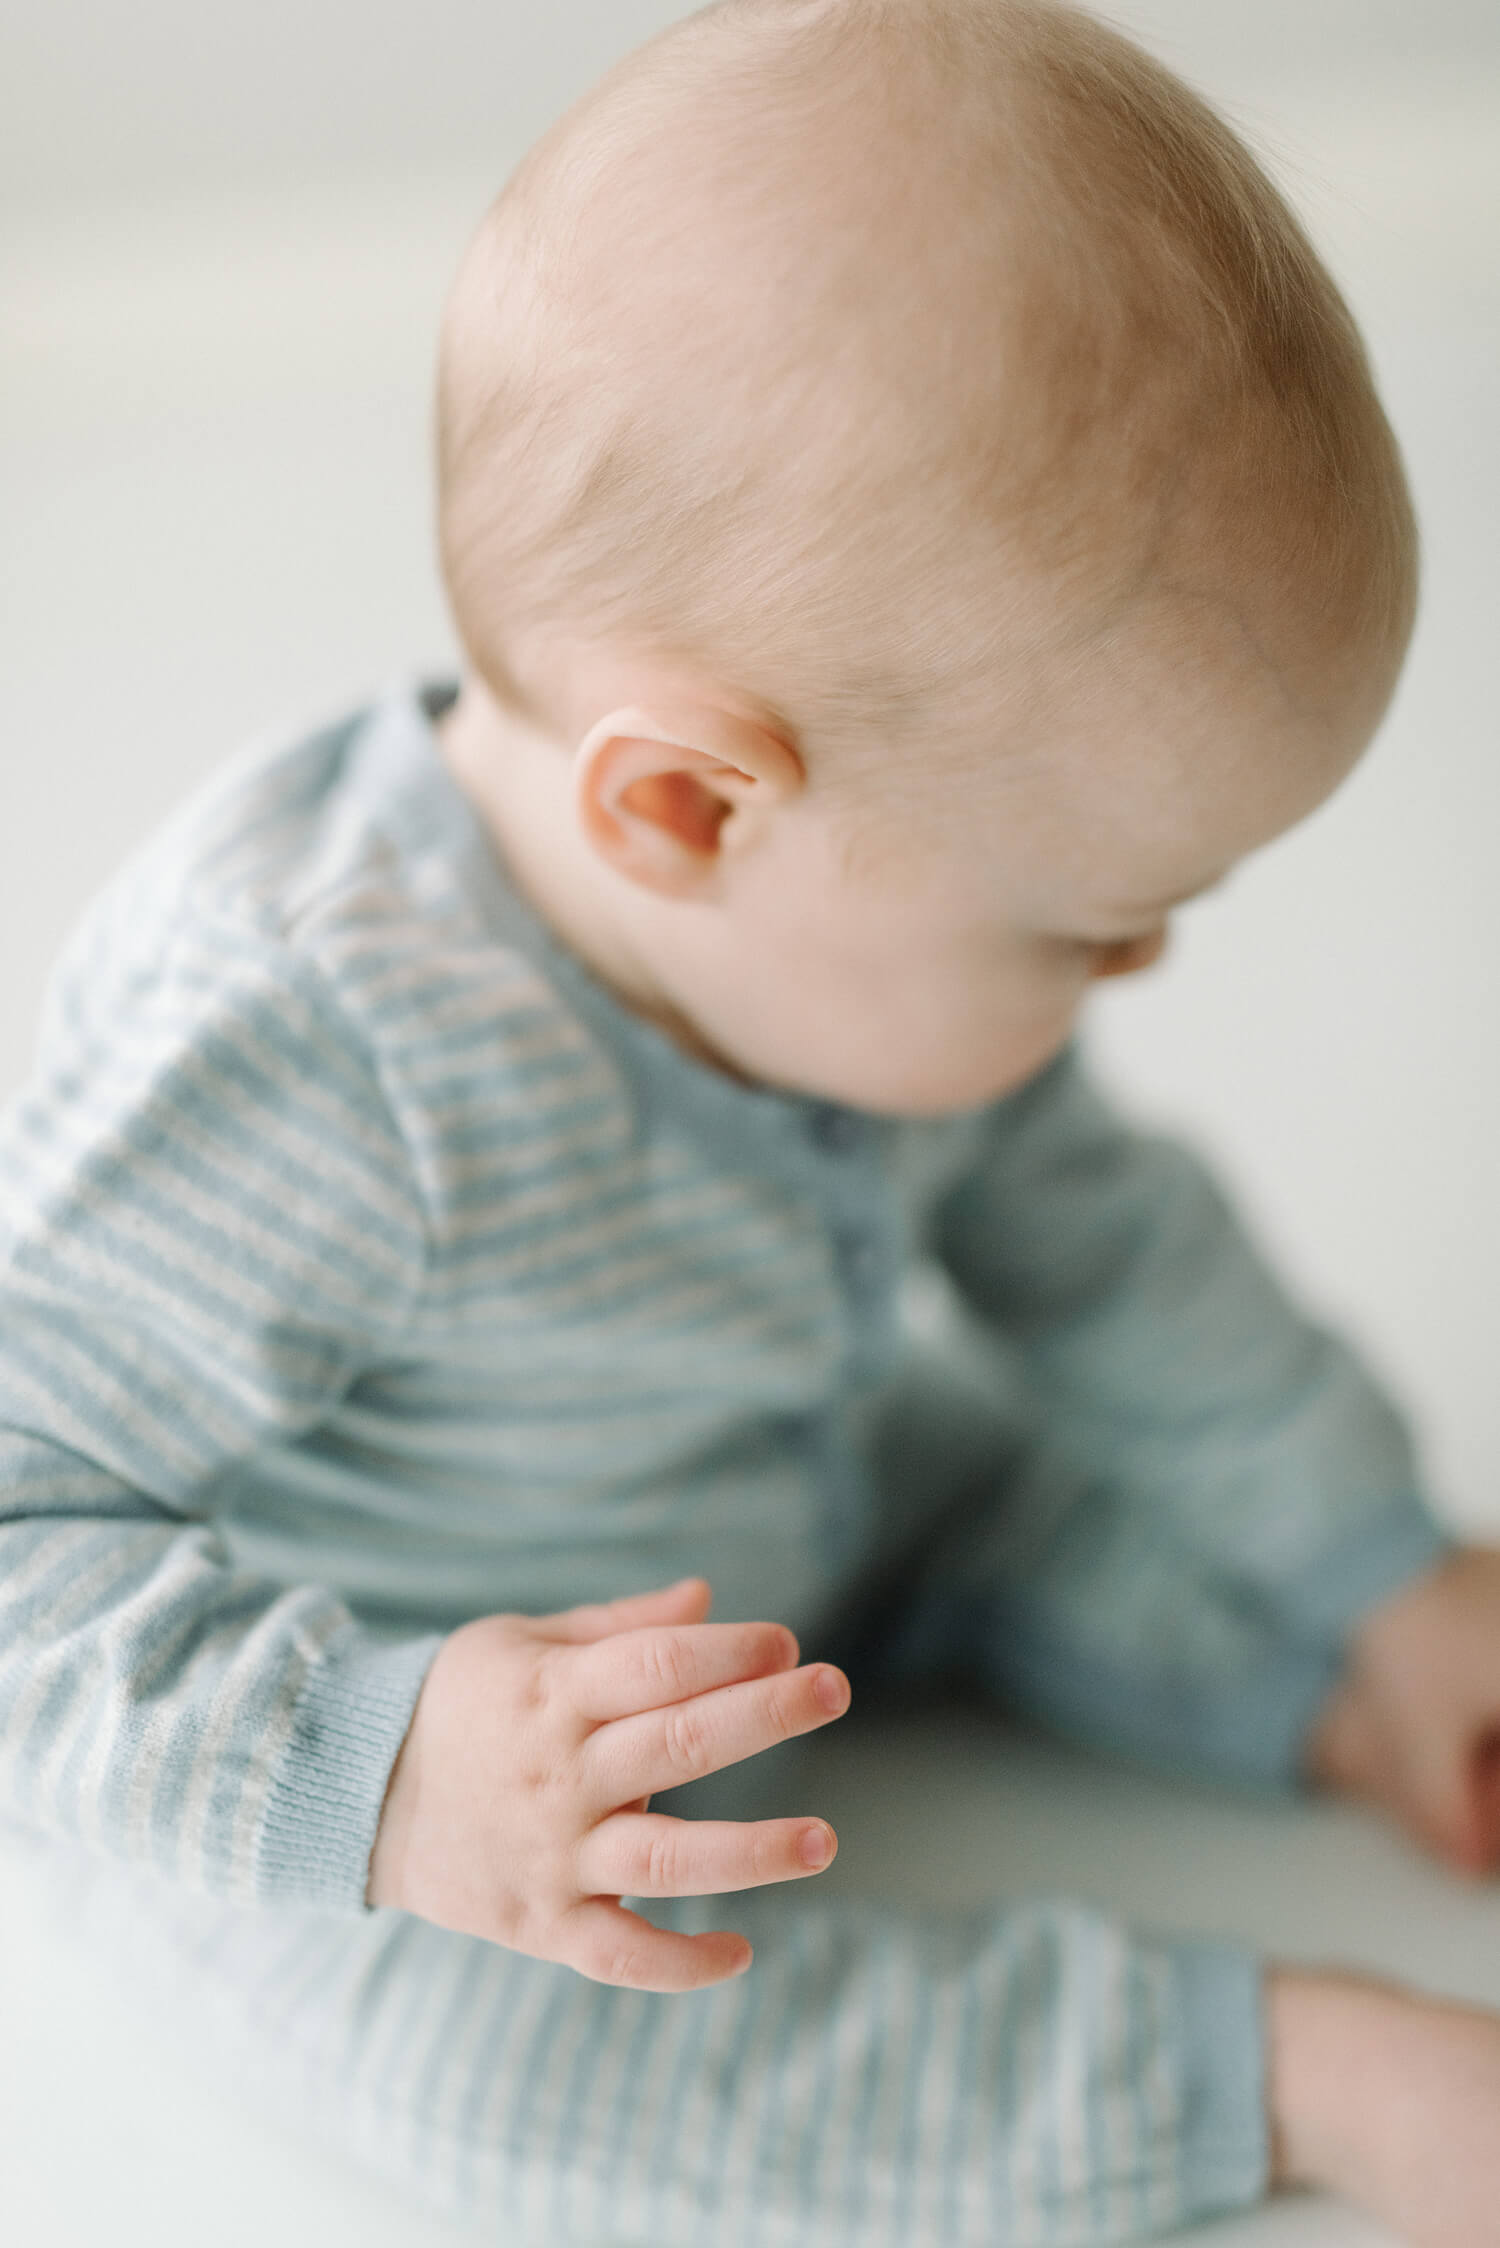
[1306,1546,1500,1875]
[365,1575,849,1990]
[1269,1967,1500,2247]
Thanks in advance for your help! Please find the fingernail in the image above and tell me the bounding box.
[815,1667,849,1714]
[799,1823,834,1868]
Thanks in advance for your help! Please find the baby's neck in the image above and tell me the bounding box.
[433,678,731,1073]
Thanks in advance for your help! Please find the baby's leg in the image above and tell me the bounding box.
[46,1833,1266,2247]
[835,1337,1341,1792]
[26,1336,1316,2247]
[25,1338,1280,2248]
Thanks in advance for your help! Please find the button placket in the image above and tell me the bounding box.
[798,1107,901,1375]
[809,1103,863,1155]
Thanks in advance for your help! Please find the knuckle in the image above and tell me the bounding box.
[590,1937,650,1988]
[646,1631,688,1699]
[517,1759,553,1800]
[530,1650,591,1752]
[534,1641,575,1710]
[514,1648,560,1729]
[646,1827,682,1893]
[502,1895,574,1966]
[765,1679,801,1744]
[663,1702,706,1776]
[764,1624,798,1670]
[517,1727,574,1806]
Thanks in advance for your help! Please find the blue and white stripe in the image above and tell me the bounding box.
[0,678,1448,2238]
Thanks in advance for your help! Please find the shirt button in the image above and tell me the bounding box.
[810,1104,862,1153]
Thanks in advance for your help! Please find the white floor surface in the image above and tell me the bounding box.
[14,1705,1500,2247]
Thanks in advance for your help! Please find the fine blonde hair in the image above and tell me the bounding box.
[436,0,1417,760]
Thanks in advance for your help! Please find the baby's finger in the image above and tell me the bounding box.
[577,1813,836,1898]
[564,1897,752,1992]
[536,1576,713,1645]
[568,1619,800,1722]
[593,1663,851,1802]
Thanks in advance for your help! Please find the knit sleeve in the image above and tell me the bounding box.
[925,1042,1450,1649]
[0,894,445,1911]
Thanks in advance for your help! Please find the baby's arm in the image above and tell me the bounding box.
[927,1042,1451,1782]
[0,910,447,1908]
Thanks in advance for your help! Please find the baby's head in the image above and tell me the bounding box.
[434,0,1417,1115]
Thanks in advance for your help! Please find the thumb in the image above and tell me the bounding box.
[542,1576,714,1644]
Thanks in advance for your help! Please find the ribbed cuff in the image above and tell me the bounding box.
[1270,1491,1454,1648]
[254,1624,445,1913]
[1194,1639,1346,1791]
[965,1588,1350,1792]
[1168,1937,1270,2225]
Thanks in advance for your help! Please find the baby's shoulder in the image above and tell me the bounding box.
[44,689,614,1119]
[56,695,384,984]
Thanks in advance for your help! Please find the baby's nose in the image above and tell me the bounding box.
[1088,926,1169,981]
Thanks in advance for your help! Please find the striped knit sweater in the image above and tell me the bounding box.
[0,678,1449,2240]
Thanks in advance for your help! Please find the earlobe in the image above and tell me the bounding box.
[572,702,803,900]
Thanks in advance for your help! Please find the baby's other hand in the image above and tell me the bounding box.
[1305,1546,1500,1875]
[365,1576,848,1990]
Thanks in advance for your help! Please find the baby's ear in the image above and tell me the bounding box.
[572,702,803,899]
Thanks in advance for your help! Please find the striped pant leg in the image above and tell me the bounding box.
[39,1835,1267,2247]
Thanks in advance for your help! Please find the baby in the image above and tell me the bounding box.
[4,1,1500,2242]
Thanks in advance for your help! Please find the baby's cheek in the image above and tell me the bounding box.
[882,979,1078,1114]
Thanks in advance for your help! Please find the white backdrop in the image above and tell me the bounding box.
[1,10,1498,2248]
[3,0,1499,209]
